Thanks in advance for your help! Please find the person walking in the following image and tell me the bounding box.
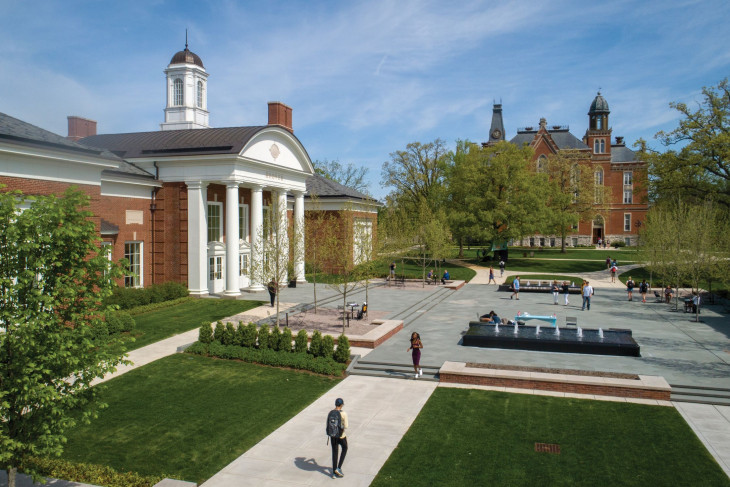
[510,276,520,300]
[562,281,570,306]
[328,398,348,478]
[581,280,594,311]
[606,256,611,269]
[488,266,496,285]
[639,279,649,303]
[610,264,617,283]
[551,280,559,305]
[626,277,635,301]
[389,261,396,282]
[499,259,505,277]
[267,279,278,307]
[407,332,423,378]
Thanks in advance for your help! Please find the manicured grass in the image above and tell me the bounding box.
[373,388,730,487]
[497,258,607,274]
[126,298,261,350]
[502,274,585,285]
[307,259,476,283]
[61,354,340,484]
[454,246,640,261]
[618,267,730,296]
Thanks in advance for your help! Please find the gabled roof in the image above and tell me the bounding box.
[305,173,379,204]
[79,126,271,159]
[0,111,121,162]
[510,129,589,151]
[611,145,638,163]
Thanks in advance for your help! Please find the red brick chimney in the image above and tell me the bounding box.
[67,116,97,141]
[267,102,293,133]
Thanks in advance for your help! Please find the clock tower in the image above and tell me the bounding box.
[486,102,505,145]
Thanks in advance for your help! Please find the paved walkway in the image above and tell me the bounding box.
[675,403,730,477]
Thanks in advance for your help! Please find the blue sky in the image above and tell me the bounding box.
[1,0,728,199]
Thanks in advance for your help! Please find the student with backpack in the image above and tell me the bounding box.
[326,398,348,478]
[639,279,649,303]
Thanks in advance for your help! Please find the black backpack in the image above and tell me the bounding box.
[326,409,342,438]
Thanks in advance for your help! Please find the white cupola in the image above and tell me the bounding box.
[161,38,210,130]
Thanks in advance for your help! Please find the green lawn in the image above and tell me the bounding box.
[498,258,607,274]
[126,298,261,350]
[61,354,340,484]
[618,267,730,296]
[373,388,730,487]
[307,259,476,283]
[454,246,640,261]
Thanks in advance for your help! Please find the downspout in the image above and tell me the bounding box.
[150,161,159,285]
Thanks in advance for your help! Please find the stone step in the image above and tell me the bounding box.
[670,384,730,406]
[670,394,730,407]
[349,368,439,382]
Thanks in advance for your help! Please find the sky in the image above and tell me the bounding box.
[1,0,728,200]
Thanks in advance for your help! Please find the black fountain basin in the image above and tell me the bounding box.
[462,322,640,357]
[497,284,582,293]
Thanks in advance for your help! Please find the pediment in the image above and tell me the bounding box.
[240,127,314,175]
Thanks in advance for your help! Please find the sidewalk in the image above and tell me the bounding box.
[674,403,730,477]
[200,376,437,486]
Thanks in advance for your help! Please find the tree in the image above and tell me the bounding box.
[544,150,612,252]
[0,188,126,487]
[445,141,550,253]
[314,159,370,195]
[639,78,730,206]
[381,139,449,213]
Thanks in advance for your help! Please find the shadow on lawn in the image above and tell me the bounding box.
[294,457,330,476]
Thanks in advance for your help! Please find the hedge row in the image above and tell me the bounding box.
[20,456,164,487]
[199,321,351,364]
[104,281,188,310]
[186,341,347,376]
[90,310,136,341]
[127,296,193,316]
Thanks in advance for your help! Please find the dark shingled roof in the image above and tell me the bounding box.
[79,126,270,159]
[510,129,589,150]
[169,47,204,68]
[305,173,379,203]
[611,145,638,163]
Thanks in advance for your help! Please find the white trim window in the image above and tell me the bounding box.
[239,204,249,242]
[239,253,249,276]
[594,138,605,154]
[209,256,222,280]
[124,241,142,287]
[207,202,222,242]
[623,171,633,204]
[623,171,633,185]
[173,78,184,106]
[196,80,204,108]
[536,154,547,173]
[624,213,631,232]
[623,189,633,204]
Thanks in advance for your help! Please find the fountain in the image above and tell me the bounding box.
[514,322,519,334]
[462,322,640,357]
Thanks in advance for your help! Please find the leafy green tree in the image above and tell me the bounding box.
[314,159,370,195]
[639,78,730,206]
[0,188,126,487]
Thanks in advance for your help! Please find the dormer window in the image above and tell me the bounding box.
[197,80,204,108]
[173,78,184,106]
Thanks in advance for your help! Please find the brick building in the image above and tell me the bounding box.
[0,43,378,296]
[485,93,648,246]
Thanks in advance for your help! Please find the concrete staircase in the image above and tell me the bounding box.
[349,359,440,382]
[670,384,730,406]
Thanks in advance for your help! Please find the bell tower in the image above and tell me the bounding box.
[161,35,210,131]
[584,91,611,159]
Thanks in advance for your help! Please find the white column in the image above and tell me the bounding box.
[277,190,289,283]
[293,190,306,282]
[186,181,209,296]
[249,185,265,291]
[224,182,241,297]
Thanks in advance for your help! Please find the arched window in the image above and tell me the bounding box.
[594,167,603,185]
[593,138,605,154]
[173,78,184,106]
[594,167,604,203]
[600,139,605,153]
[536,154,547,173]
[197,80,204,108]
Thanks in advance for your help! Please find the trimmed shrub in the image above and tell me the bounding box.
[334,334,351,363]
[270,326,282,351]
[214,321,226,343]
[310,330,324,357]
[294,329,309,353]
[199,322,213,344]
[612,240,626,248]
[90,321,109,341]
[280,327,293,352]
[186,342,346,376]
[104,311,124,334]
[322,335,335,359]
[258,324,271,349]
[21,456,164,487]
[104,281,189,310]
[223,322,236,346]
[242,322,258,348]
[118,311,136,332]
[233,321,245,346]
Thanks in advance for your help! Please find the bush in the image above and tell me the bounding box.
[21,456,164,487]
[242,322,258,348]
[223,322,236,346]
[214,321,226,343]
[104,281,189,310]
[280,327,293,352]
[90,321,109,341]
[258,324,271,349]
[104,311,124,334]
[186,342,346,376]
[295,329,309,353]
[270,326,282,351]
[322,335,335,359]
[612,240,626,248]
[334,334,350,363]
[199,322,213,344]
[233,321,245,346]
[309,330,324,357]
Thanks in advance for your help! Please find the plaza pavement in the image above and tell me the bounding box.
[10,257,727,485]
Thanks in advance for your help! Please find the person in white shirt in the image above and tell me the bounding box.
[582,281,594,311]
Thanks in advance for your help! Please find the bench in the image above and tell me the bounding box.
[394,276,405,287]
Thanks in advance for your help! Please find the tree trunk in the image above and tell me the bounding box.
[9,466,16,487]
[458,238,464,259]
